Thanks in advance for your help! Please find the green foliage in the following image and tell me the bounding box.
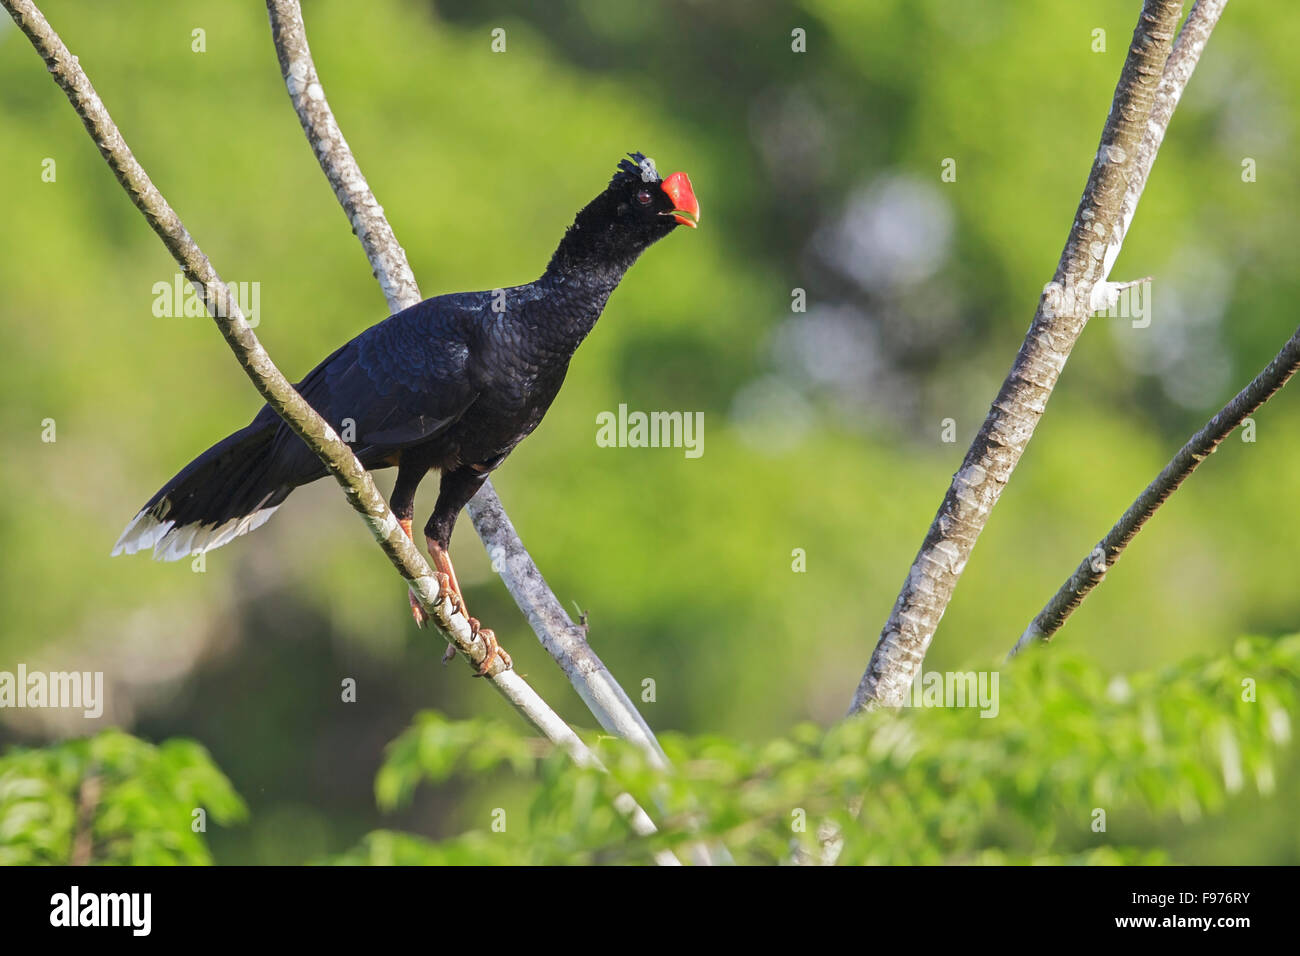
[331,637,1298,865]
[374,711,540,812]
[326,830,521,867]
[0,730,246,865]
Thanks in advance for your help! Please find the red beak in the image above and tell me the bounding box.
[660,171,700,228]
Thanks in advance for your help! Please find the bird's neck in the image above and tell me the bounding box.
[542,249,637,298]
[543,202,644,288]
[528,266,628,352]
[537,206,644,345]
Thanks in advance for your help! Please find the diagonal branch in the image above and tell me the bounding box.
[1101,0,1229,296]
[465,495,669,762]
[1007,0,1234,656]
[263,0,668,765]
[849,0,1190,714]
[1012,319,1298,656]
[2,0,678,865]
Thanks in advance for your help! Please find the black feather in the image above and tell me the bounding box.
[115,152,690,560]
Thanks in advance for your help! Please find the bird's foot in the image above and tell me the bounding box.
[437,573,463,615]
[405,571,459,629]
[408,587,429,628]
[431,571,460,661]
[401,518,431,629]
[422,570,511,674]
[467,616,512,676]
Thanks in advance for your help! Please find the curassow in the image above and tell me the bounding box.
[113,152,699,673]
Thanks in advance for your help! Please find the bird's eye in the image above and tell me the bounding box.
[635,188,653,205]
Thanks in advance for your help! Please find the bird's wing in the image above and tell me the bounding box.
[263,299,482,478]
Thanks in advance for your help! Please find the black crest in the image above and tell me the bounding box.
[612,151,659,186]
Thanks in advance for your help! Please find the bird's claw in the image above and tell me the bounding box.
[435,571,463,615]
[412,571,511,674]
[408,570,458,628]
[408,587,430,628]
[467,617,512,676]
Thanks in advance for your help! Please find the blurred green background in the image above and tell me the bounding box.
[1,0,1297,863]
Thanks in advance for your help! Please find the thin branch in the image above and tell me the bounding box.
[466,496,669,763]
[2,0,678,865]
[849,0,1189,714]
[1013,321,1298,655]
[264,0,668,765]
[1007,0,1232,656]
[1104,0,1230,295]
[263,3,420,313]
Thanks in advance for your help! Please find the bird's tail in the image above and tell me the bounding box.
[112,422,294,561]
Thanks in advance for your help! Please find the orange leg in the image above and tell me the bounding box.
[403,513,511,676]
[426,536,511,676]
[401,519,433,629]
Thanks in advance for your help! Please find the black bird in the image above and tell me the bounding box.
[113,152,700,673]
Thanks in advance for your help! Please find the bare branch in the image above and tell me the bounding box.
[1105,0,1229,292]
[264,0,667,764]
[1006,0,1233,656]
[1013,320,1297,656]
[466,495,669,764]
[2,0,677,864]
[850,0,1189,714]
[263,3,420,311]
